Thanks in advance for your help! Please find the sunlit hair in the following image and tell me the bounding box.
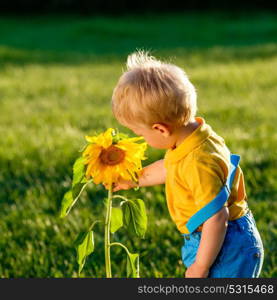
[111,50,197,130]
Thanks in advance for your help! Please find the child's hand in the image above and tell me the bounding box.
[184,261,209,278]
[103,179,138,192]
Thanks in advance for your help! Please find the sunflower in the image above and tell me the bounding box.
[82,128,147,188]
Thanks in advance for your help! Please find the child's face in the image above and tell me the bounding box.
[127,123,175,149]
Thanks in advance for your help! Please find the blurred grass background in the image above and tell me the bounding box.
[0,12,276,278]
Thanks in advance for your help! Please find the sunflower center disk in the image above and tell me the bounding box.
[100,145,125,165]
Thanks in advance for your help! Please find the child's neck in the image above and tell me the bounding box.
[172,119,199,149]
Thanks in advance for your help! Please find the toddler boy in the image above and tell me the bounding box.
[110,51,264,278]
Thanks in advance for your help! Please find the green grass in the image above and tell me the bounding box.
[0,12,276,278]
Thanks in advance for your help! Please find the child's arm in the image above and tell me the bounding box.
[110,159,166,192]
[185,206,229,278]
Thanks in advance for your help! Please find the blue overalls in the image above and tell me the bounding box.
[181,154,264,278]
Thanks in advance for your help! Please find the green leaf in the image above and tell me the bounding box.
[126,252,139,278]
[110,242,140,278]
[74,230,94,275]
[59,156,89,218]
[72,156,86,187]
[110,207,123,234]
[122,199,147,238]
[59,182,89,218]
[59,190,74,218]
[122,201,132,230]
[72,182,85,199]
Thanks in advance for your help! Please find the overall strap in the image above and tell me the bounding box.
[185,154,240,234]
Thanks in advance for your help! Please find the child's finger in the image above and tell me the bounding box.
[113,185,122,192]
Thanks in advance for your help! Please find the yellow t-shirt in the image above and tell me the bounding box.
[164,117,248,234]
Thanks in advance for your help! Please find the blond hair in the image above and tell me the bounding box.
[112,51,197,130]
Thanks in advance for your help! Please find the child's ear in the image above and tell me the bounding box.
[152,123,171,137]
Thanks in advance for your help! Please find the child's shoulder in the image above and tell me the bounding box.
[178,137,230,175]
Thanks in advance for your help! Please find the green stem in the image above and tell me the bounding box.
[104,185,113,278]
[88,220,101,231]
[112,194,129,203]
[110,242,130,255]
[67,179,93,215]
